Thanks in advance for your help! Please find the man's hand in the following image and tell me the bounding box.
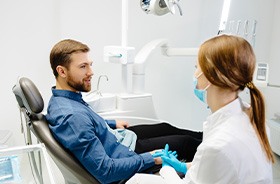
[116,120,129,129]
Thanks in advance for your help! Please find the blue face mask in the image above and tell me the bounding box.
[193,73,210,104]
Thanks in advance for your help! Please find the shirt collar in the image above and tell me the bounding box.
[51,86,84,102]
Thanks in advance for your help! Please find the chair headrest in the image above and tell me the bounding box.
[12,77,44,114]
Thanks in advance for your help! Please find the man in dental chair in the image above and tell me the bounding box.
[46,39,202,184]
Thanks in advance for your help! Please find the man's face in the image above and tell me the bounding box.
[66,52,93,92]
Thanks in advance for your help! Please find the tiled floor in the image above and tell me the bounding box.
[273,153,280,184]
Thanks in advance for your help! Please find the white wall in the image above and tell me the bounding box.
[0,0,59,146]
[265,0,280,119]
[0,0,278,146]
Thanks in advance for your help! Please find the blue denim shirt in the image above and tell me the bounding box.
[46,88,154,184]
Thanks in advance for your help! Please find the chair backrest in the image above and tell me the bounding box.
[12,77,99,184]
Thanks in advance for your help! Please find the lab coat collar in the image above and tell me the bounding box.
[203,97,246,135]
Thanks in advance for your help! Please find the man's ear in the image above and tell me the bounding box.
[56,65,67,78]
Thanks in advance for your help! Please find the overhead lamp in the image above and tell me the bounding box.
[140,0,183,16]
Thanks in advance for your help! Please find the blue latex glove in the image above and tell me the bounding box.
[161,144,171,167]
[152,150,164,158]
[163,144,170,156]
[161,144,178,167]
[161,154,187,174]
[152,144,178,158]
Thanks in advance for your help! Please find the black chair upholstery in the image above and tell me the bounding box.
[12,77,99,184]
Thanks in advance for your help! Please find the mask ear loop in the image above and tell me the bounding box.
[196,72,211,90]
[195,72,203,79]
[204,83,211,90]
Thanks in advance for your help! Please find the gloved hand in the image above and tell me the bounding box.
[152,144,177,158]
[161,144,171,167]
[152,150,165,158]
[161,144,178,167]
[161,153,187,174]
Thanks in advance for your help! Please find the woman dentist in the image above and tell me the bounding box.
[126,34,274,184]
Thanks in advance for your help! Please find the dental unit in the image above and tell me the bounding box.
[84,0,237,123]
[83,0,197,124]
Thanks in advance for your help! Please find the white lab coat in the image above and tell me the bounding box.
[126,98,273,184]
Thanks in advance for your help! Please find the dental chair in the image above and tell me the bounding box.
[12,77,100,184]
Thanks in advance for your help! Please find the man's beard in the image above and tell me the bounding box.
[67,74,91,92]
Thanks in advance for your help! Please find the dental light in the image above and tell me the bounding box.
[140,0,183,16]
